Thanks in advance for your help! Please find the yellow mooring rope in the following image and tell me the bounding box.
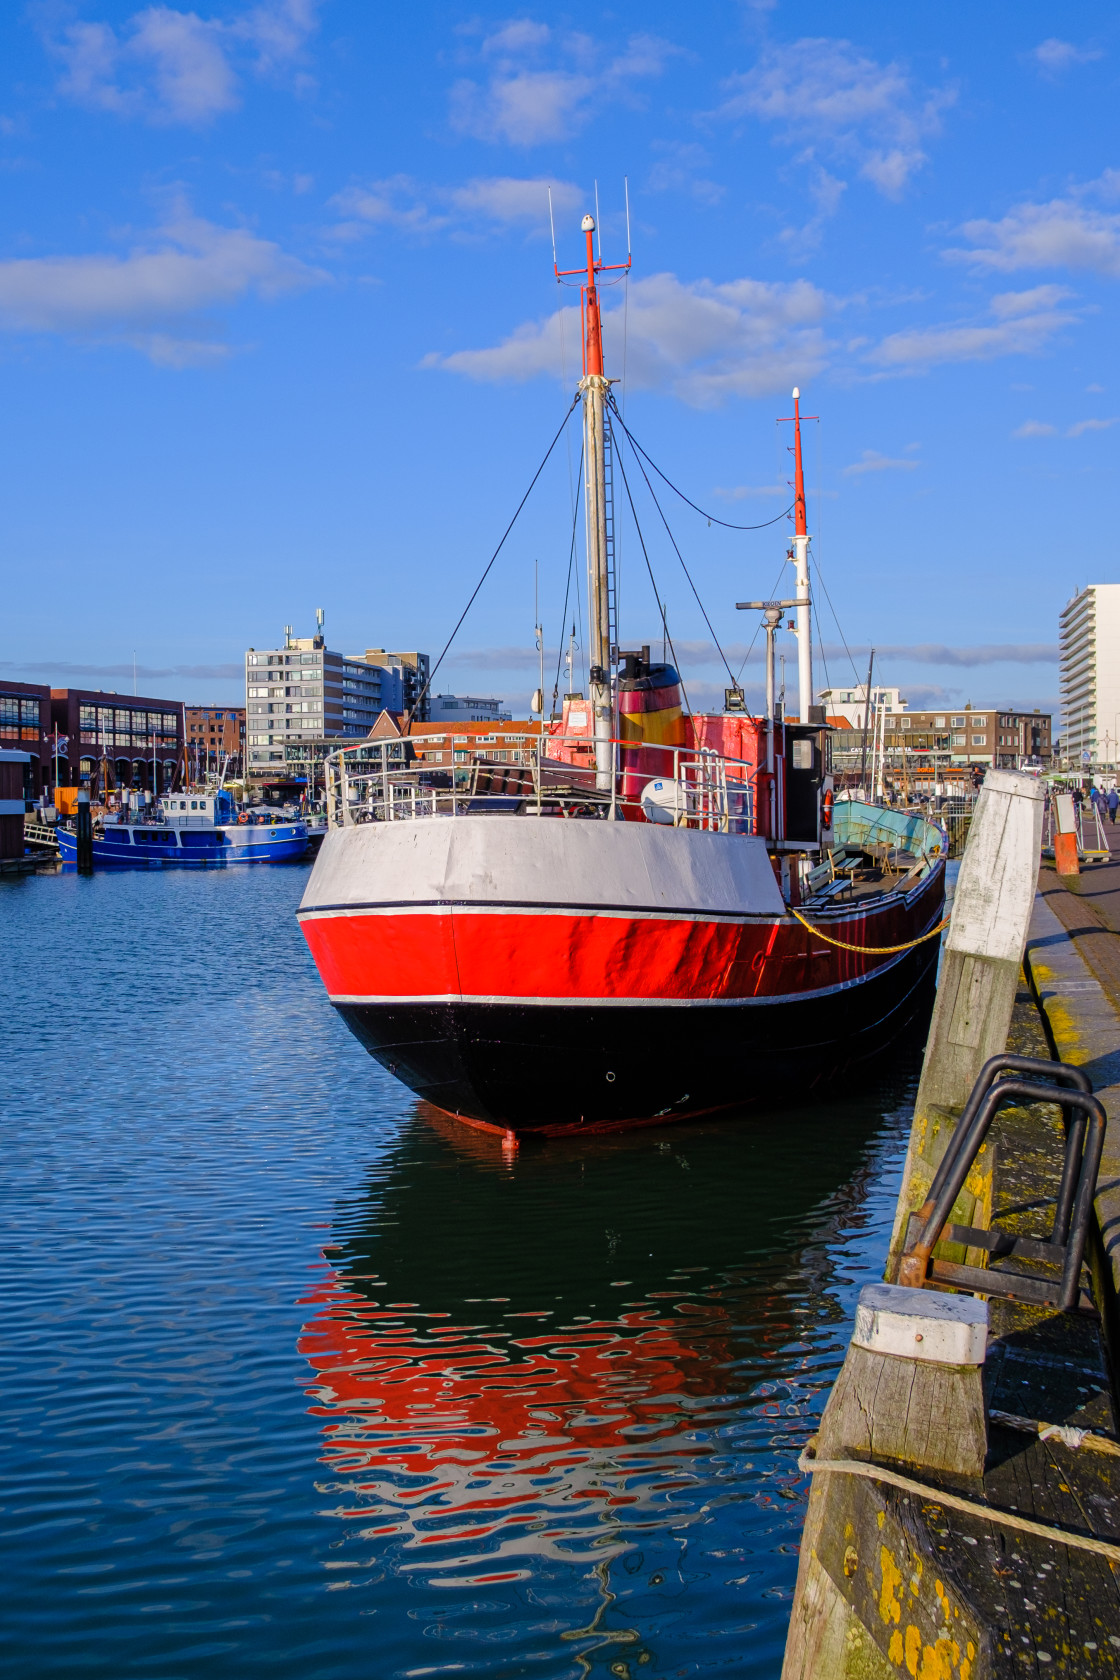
[789,904,951,956]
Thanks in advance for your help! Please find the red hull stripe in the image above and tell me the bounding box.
[300,901,938,1006]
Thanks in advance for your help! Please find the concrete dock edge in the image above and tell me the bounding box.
[782,841,1120,1677]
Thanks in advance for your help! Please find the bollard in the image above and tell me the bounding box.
[816,1283,988,1478]
[75,789,93,874]
[1054,829,1079,877]
[1051,790,1080,877]
[782,1285,989,1679]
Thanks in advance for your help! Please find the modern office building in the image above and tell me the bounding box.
[185,706,246,778]
[1059,585,1120,766]
[428,693,511,723]
[245,620,430,777]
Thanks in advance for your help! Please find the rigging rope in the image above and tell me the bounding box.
[614,448,693,716]
[609,403,738,688]
[609,401,794,531]
[407,396,580,724]
[790,904,950,955]
[551,444,584,714]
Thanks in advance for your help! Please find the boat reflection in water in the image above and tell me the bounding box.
[298,1080,916,1675]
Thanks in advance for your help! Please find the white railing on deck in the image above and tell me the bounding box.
[323,732,755,834]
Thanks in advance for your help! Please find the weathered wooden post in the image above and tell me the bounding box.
[888,766,1045,1267]
[782,769,1043,1678]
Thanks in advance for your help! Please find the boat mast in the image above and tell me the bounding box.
[779,388,816,724]
[555,210,630,791]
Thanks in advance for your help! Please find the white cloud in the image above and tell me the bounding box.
[945,176,1120,276]
[423,271,832,407]
[842,449,920,475]
[327,175,583,242]
[0,204,322,363]
[1013,420,1057,438]
[869,290,1077,372]
[449,22,676,145]
[717,37,953,198]
[1030,39,1103,74]
[1067,416,1118,436]
[1012,416,1118,438]
[778,167,847,258]
[990,284,1074,317]
[46,0,319,126]
[647,142,724,206]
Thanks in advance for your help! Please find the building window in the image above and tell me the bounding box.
[952,733,966,746]
[951,715,966,727]
[971,734,986,747]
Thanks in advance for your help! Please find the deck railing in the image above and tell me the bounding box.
[323,732,755,834]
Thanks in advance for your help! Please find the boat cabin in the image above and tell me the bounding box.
[159,791,237,828]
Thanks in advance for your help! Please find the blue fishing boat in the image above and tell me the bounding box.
[58,790,308,867]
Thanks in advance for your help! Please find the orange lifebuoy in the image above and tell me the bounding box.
[822,788,834,828]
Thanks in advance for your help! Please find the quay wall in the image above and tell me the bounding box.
[782,772,1120,1678]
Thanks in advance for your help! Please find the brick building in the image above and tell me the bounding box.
[880,706,1052,767]
[0,681,51,798]
[831,704,1051,773]
[406,720,543,765]
[185,706,246,778]
[50,689,185,795]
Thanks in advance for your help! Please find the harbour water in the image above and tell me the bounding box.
[2,865,922,1679]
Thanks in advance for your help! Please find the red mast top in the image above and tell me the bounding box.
[554,212,630,378]
[791,388,807,538]
[778,387,817,538]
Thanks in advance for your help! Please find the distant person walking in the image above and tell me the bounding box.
[1109,788,1119,824]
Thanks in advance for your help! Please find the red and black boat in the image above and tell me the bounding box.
[297,211,946,1135]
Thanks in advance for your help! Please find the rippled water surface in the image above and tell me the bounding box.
[1,865,921,1679]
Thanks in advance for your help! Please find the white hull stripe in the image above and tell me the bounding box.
[299,887,935,929]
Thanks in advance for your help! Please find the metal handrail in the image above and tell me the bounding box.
[323,731,757,833]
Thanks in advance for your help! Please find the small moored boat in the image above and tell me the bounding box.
[58,790,308,867]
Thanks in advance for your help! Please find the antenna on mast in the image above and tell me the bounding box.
[547,186,558,268]
[594,180,601,259]
[624,175,631,262]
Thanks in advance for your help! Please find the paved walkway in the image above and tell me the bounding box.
[1038,816,1120,1008]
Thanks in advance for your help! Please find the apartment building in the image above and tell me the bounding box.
[245,622,430,776]
[1059,585,1120,766]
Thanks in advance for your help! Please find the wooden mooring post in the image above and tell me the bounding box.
[782,769,1045,1680]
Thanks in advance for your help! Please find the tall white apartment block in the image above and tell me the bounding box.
[1059,584,1120,765]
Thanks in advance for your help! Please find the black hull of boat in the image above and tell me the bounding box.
[335,940,938,1134]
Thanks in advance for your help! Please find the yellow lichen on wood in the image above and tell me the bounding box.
[879,1545,903,1625]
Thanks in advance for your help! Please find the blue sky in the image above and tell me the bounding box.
[2,1,1118,719]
